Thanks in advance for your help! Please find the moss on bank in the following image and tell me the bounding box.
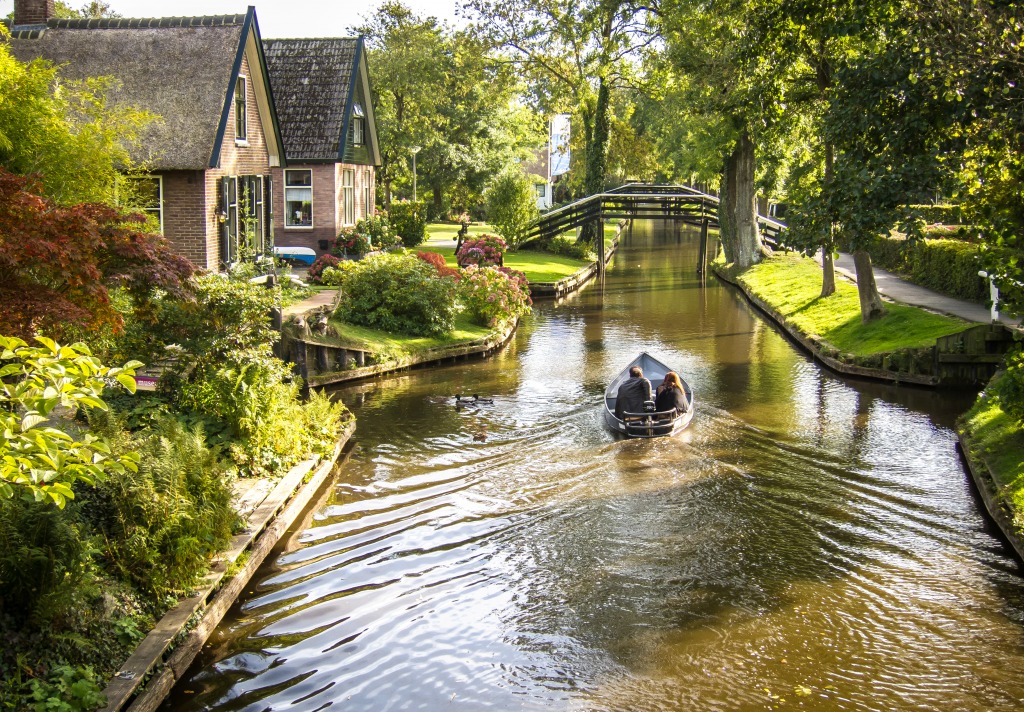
[959,375,1024,532]
[722,253,967,356]
[327,313,495,362]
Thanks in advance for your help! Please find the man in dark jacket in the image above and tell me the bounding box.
[614,366,653,418]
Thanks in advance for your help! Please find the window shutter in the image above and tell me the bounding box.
[220,176,231,265]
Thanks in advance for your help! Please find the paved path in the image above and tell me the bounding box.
[827,251,1020,327]
[283,289,337,318]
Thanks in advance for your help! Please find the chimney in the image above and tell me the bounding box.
[13,0,55,26]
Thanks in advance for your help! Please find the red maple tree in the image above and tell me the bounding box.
[0,168,194,339]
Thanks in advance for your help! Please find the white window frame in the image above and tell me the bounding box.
[342,169,355,226]
[353,117,364,146]
[363,171,372,219]
[234,75,248,144]
[284,168,314,229]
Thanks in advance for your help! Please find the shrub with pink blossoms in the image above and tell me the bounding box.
[458,265,531,327]
[456,233,506,267]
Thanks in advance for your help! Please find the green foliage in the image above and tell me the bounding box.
[0,336,141,508]
[856,236,987,302]
[484,164,539,249]
[28,664,106,712]
[334,253,458,337]
[457,265,532,328]
[83,412,237,596]
[547,234,594,261]
[357,212,400,251]
[307,254,342,284]
[388,199,428,247]
[334,227,373,257]
[0,41,151,206]
[996,350,1024,426]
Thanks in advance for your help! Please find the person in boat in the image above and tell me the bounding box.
[614,366,653,418]
[655,371,689,416]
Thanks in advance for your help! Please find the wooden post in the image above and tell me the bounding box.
[697,217,709,277]
[292,340,308,382]
[597,216,606,275]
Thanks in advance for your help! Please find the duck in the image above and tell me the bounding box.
[471,394,495,405]
[472,425,488,442]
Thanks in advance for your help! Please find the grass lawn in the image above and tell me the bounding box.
[960,378,1024,528]
[419,220,623,283]
[327,313,494,361]
[732,252,968,356]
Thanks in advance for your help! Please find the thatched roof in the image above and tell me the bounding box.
[263,38,359,162]
[6,14,252,170]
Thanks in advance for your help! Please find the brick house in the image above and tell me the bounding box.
[263,37,381,255]
[6,1,285,270]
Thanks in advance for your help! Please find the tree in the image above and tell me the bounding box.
[0,335,141,508]
[0,169,194,340]
[465,0,657,246]
[0,36,150,206]
[485,163,540,249]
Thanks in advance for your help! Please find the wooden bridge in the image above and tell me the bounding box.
[525,183,787,274]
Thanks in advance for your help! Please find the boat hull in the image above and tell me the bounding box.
[604,352,695,438]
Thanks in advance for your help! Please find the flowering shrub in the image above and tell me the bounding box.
[357,212,401,251]
[334,227,373,257]
[319,261,359,287]
[416,251,461,280]
[335,253,458,336]
[307,253,341,283]
[457,233,506,267]
[458,265,532,327]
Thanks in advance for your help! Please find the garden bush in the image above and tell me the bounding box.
[860,235,987,302]
[334,253,458,336]
[357,212,400,251]
[547,234,594,261]
[416,251,461,280]
[458,265,532,327]
[910,204,963,225]
[457,234,506,267]
[308,254,342,283]
[334,227,372,257]
[389,199,428,248]
[484,164,539,249]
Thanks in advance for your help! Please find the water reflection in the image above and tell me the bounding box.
[169,221,1024,712]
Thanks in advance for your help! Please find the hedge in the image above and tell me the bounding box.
[910,204,963,225]
[859,235,987,302]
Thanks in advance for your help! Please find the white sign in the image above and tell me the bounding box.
[550,114,571,177]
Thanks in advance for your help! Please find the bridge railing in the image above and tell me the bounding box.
[526,183,786,246]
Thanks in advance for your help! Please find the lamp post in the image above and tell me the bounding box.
[410,145,421,202]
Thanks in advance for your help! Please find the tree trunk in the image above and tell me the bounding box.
[384,179,393,209]
[577,78,611,247]
[719,129,762,268]
[820,141,836,297]
[820,250,836,297]
[852,249,886,322]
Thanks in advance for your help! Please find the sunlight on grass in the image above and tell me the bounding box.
[737,253,967,356]
[327,313,493,360]
[962,380,1024,525]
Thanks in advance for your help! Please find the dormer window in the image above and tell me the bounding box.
[352,104,365,146]
[235,76,248,143]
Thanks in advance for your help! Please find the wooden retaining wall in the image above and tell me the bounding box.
[99,421,356,712]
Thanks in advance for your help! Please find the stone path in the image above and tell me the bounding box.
[829,251,1020,327]
[283,289,337,318]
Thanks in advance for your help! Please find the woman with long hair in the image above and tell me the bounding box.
[655,371,689,415]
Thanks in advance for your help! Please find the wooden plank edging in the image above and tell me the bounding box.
[99,420,356,712]
[529,219,627,299]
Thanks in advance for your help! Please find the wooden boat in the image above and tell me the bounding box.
[603,352,695,438]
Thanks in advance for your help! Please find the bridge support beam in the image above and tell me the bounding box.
[596,217,606,275]
[697,218,710,278]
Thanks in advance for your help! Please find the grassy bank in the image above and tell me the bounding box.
[960,378,1024,531]
[725,253,967,356]
[420,221,620,284]
[327,312,495,362]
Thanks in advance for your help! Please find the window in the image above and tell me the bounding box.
[536,183,546,198]
[234,76,247,142]
[221,175,273,265]
[352,104,365,146]
[285,169,313,228]
[124,176,163,234]
[342,169,355,225]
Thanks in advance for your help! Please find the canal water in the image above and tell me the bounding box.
[169,222,1024,711]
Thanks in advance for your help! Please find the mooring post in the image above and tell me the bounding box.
[697,218,709,277]
[597,217,606,274]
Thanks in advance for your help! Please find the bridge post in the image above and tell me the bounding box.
[697,217,709,277]
[597,217,606,275]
